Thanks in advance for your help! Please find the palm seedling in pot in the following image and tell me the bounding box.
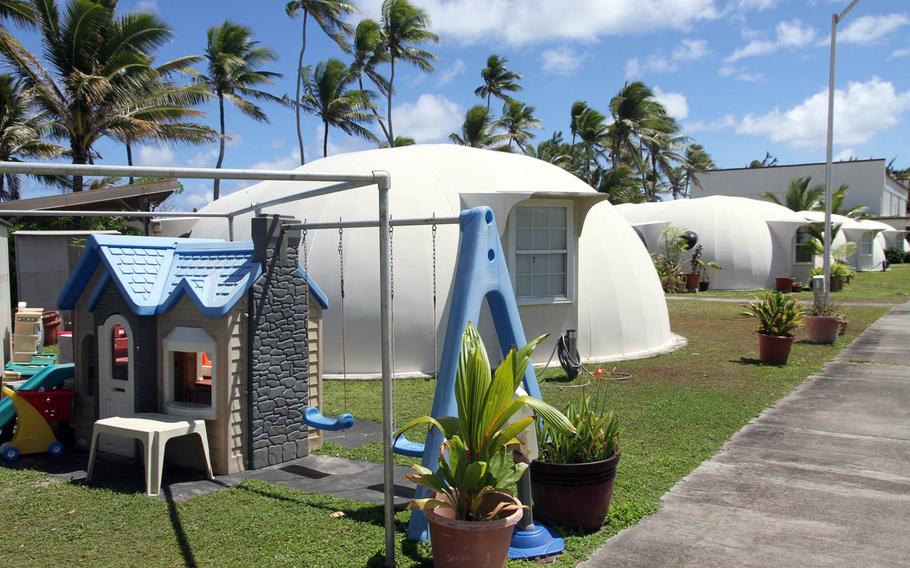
[394,323,574,568]
[531,381,620,532]
[741,291,802,365]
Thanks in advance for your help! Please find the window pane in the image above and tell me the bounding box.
[550,229,567,250]
[551,206,567,228]
[172,351,212,407]
[550,274,566,296]
[516,207,532,229]
[111,325,128,381]
[516,229,533,251]
[517,275,531,296]
[531,229,549,250]
[531,274,548,296]
[532,207,548,229]
[516,254,532,275]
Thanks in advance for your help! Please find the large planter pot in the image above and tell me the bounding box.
[792,282,803,293]
[425,503,523,568]
[758,333,795,365]
[530,452,620,532]
[830,276,845,292]
[685,272,701,291]
[699,281,710,292]
[804,315,839,344]
[775,277,795,293]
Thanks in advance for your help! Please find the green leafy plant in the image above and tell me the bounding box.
[537,394,619,464]
[394,322,574,522]
[652,225,688,292]
[689,244,723,281]
[740,291,803,337]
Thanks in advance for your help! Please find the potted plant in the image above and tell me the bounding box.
[774,276,795,293]
[836,312,848,335]
[686,245,703,291]
[531,391,620,532]
[792,281,803,292]
[830,262,854,291]
[651,226,688,293]
[741,291,802,365]
[698,260,722,292]
[803,302,840,344]
[395,323,574,568]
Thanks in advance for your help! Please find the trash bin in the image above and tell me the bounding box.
[42,310,61,346]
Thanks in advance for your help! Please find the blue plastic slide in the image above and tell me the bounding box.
[0,364,75,429]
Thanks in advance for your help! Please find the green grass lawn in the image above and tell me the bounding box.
[0,300,890,567]
[689,263,910,304]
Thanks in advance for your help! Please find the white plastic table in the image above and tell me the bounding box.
[87,413,214,496]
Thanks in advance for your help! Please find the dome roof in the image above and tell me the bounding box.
[188,145,678,375]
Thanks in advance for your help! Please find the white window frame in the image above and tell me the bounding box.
[792,227,814,265]
[508,199,574,305]
[162,326,217,420]
[859,232,874,256]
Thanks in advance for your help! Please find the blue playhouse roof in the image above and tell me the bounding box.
[59,234,328,317]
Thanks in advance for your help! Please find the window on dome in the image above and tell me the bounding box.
[512,201,573,302]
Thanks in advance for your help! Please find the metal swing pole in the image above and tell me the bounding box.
[375,170,396,568]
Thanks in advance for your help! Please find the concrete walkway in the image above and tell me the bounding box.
[581,302,910,568]
[666,295,900,308]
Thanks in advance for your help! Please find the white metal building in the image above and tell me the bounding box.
[615,196,810,290]
[695,159,908,218]
[176,145,681,376]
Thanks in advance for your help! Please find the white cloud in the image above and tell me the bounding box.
[892,47,910,58]
[250,150,299,172]
[673,38,710,61]
[652,87,688,120]
[134,0,160,13]
[437,58,465,86]
[683,113,736,133]
[541,46,584,76]
[185,147,218,169]
[837,14,910,45]
[833,148,856,162]
[726,18,816,62]
[719,64,763,82]
[359,0,719,45]
[737,77,910,149]
[270,138,286,149]
[624,58,642,79]
[392,94,463,142]
[183,185,213,210]
[135,144,176,166]
[732,0,777,10]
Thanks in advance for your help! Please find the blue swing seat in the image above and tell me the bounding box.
[303,406,355,431]
[392,434,425,458]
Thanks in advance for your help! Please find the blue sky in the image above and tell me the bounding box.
[12,0,910,208]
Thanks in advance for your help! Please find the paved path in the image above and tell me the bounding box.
[581,302,910,568]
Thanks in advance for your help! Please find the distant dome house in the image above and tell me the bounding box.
[170,145,681,376]
[615,196,811,290]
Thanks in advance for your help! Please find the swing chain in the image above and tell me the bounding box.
[431,220,437,303]
[431,216,438,379]
[301,219,308,273]
[388,223,394,300]
[337,223,345,299]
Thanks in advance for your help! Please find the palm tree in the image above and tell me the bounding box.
[0,0,198,193]
[379,135,415,147]
[762,176,824,211]
[641,129,688,200]
[449,105,504,148]
[678,143,715,197]
[526,131,571,167]
[608,81,664,169]
[821,184,868,218]
[569,100,589,145]
[351,18,390,141]
[285,0,355,166]
[380,0,438,145]
[494,100,541,152]
[198,21,282,200]
[574,107,610,183]
[0,0,35,27]
[0,74,63,199]
[749,151,778,168]
[299,58,376,157]
[474,55,521,111]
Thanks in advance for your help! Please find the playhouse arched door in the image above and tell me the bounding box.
[98,315,135,458]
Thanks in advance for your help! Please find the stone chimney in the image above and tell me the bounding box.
[246,215,310,469]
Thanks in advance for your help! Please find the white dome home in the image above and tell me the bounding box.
[179,145,681,376]
[615,196,811,290]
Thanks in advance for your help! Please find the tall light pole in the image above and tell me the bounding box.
[822,0,860,307]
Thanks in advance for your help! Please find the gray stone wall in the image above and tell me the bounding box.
[246,216,310,469]
[92,283,158,413]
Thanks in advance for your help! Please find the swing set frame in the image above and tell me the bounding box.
[0,160,413,568]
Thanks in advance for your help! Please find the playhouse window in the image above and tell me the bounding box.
[794,228,813,264]
[111,325,129,381]
[163,327,217,420]
[860,232,874,256]
[513,204,570,300]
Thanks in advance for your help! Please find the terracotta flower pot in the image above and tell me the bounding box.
[775,277,795,293]
[758,333,795,365]
[425,502,523,568]
[685,272,701,291]
[838,320,848,335]
[792,282,803,292]
[530,452,620,532]
[804,315,839,344]
[830,276,844,292]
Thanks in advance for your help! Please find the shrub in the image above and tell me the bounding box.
[885,248,904,264]
[741,291,803,337]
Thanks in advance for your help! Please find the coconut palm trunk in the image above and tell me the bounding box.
[214,93,226,199]
[295,9,308,165]
[386,56,395,145]
[323,120,329,157]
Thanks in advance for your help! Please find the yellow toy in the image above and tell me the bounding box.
[0,385,67,461]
